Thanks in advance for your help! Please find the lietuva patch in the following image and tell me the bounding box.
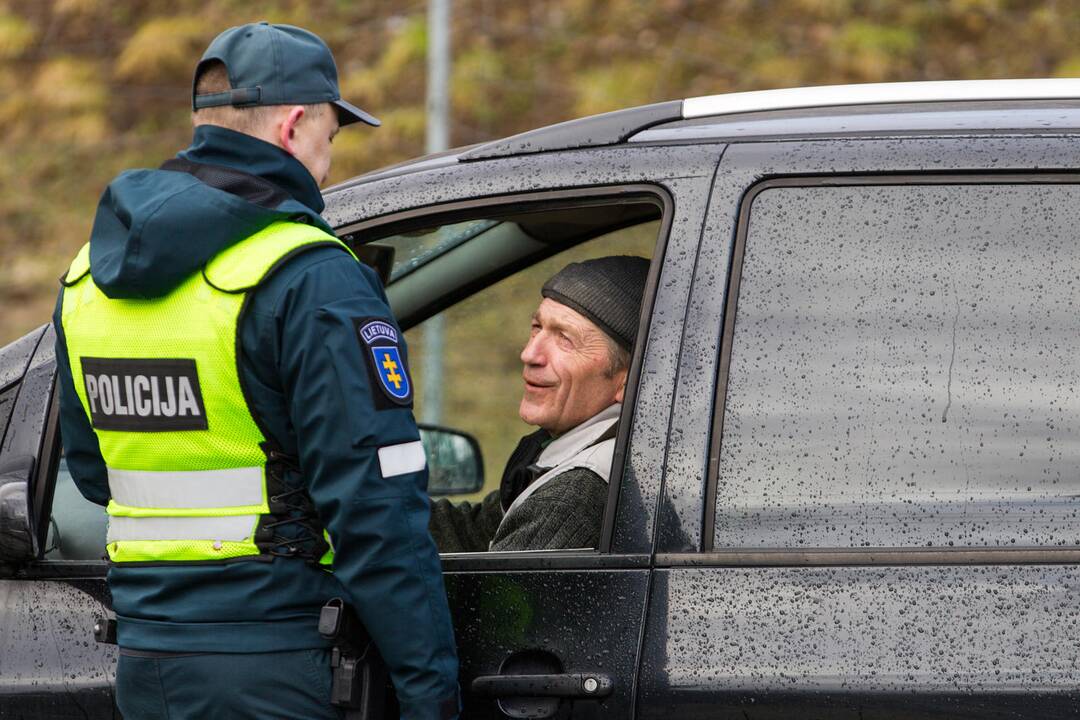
[80,357,208,431]
[355,318,413,408]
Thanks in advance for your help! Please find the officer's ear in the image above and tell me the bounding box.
[278,105,307,155]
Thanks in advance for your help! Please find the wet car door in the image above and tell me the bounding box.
[639,136,1080,717]
[0,325,117,719]
[324,141,723,717]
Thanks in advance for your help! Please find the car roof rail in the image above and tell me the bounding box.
[416,80,1080,168]
[682,78,1080,120]
[459,100,683,161]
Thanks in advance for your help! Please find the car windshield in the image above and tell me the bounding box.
[380,219,499,281]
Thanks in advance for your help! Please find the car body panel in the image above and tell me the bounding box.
[638,133,1080,716]
[639,566,1080,718]
[0,578,117,719]
[655,134,1080,553]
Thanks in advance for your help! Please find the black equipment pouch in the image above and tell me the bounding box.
[318,598,388,720]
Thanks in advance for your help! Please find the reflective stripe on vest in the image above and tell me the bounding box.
[61,221,355,564]
[108,467,264,509]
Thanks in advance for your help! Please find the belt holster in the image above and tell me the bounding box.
[318,598,388,720]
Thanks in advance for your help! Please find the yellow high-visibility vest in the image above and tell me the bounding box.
[60,220,354,564]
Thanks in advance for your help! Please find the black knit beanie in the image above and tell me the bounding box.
[541,256,650,351]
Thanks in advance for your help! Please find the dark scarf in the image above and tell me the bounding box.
[498,428,551,512]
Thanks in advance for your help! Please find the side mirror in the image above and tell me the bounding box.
[418,425,484,496]
[0,455,35,562]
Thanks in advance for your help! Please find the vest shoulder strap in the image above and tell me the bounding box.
[61,242,91,287]
[204,220,359,293]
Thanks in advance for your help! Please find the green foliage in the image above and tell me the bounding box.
[572,60,660,117]
[116,16,208,82]
[0,11,34,59]
[834,21,918,80]
[32,58,108,141]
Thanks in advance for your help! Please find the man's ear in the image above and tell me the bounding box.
[278,105,306,155]
[614,369,628,404]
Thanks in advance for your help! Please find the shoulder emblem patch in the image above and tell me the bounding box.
[355,318,413,408]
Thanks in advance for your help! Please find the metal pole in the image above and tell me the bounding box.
[421,0,450,425]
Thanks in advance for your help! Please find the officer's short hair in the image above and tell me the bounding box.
[191,61,325,133]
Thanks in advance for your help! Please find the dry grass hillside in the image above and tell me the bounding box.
[7,1,1080,345]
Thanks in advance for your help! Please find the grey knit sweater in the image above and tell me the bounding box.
[429,467,607,552]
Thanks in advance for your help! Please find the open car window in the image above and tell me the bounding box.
[407,219,658,499]
[381,219,500,281]
[347,192,667,554]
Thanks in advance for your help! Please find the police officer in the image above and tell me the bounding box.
[54,22,459,720]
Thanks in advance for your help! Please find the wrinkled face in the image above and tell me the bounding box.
[289,104,339,186]
[519,298,627,435]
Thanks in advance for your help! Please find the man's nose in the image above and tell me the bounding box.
[520,333,544,365]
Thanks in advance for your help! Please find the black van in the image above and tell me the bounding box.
[4,80,1080,718]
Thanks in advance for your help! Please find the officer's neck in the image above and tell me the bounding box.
[181,124,325,214]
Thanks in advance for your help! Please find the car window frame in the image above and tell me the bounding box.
[21,398,109,580]
[698,172,1080,567]
[339,184,675,568]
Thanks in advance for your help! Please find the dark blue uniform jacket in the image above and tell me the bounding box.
[54,125,459,718]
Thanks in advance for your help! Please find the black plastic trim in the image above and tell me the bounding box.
[31,373,60,558]
[471,672,614,699]
[704,171,1080,552]
[440,551,649,572]
[15,559,107,579]
[657,548,1080,568]
[460,101,683,161]
[598,194,675,554]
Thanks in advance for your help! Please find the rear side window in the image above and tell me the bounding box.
[714,182,1080,549]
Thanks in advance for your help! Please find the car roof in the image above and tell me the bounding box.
[327,79,1080,192]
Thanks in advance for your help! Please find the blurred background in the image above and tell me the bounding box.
[5,0,1080,495]
[7,0,1080,344]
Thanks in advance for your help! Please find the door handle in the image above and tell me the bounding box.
[471,672,613,699]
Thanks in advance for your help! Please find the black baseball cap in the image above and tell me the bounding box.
[192,22,380,127]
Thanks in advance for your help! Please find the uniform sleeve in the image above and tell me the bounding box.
[489,468,607,551]
[272,252,459,719]
[428,489,504,553]
[52,291,110,506]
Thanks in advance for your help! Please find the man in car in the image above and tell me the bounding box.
[54,22,458,720]
[430,255,649,552]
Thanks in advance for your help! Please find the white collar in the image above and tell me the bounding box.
[536,403,622,470]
